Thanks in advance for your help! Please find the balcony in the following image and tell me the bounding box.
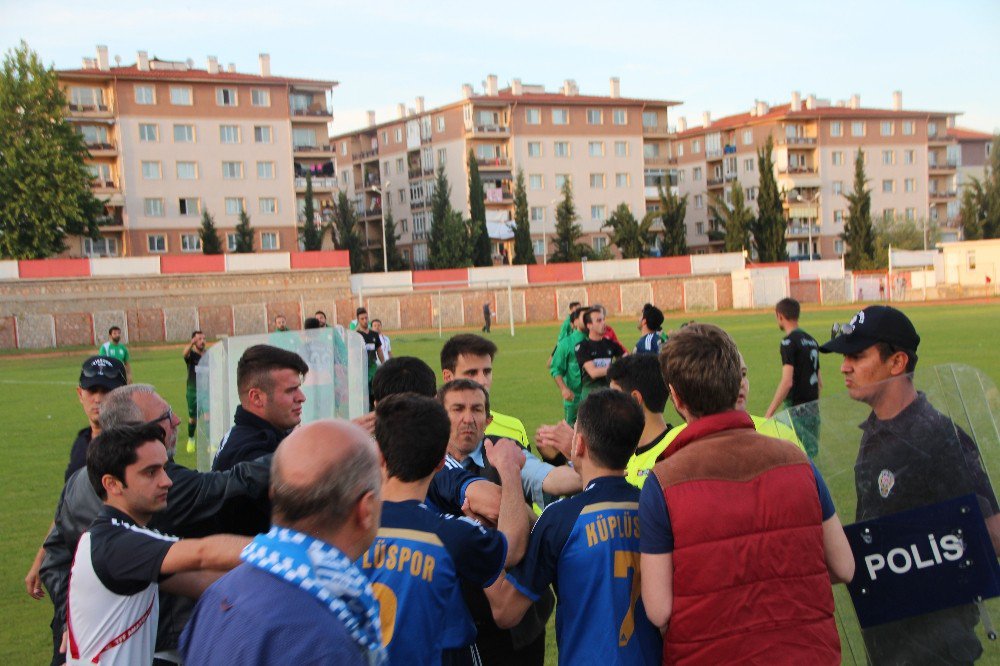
[68,102,113,117]
[295,176,338,191]
[929,190,957,200]
[477,157,510,170]
[642,125,671,136]
[707,177,724,187]
[364,174,381,188]
[91,178,119,191]
[724,172,738,182]
[706,229,725,243]
[293,144,334,156]
[706,149,723,160]
[85,141,117,156]
[352,148,379,162]
[785,224,821,238]
[484,187,512,204]
[467,124,510,137]
[644,156,676,166]
[777,136,817,146]
[928,161,957,172]
[928,134,951,145]
[421,133,433,145]
[779,166,817,175]
[410,196,426,208]
[291,104,333,120]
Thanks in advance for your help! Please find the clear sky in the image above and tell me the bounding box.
[3,0,998,136]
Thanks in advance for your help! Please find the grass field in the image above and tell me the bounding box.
[2,300,999,662]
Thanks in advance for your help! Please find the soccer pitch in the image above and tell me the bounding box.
[2,300,998,663]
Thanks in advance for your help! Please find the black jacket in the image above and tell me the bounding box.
[212,405,289,472]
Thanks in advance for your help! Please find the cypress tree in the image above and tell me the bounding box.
[467,150,492,266]
[752,135,787,261]
[234,210,254,252]
[299,172,323,250]
[199,209,223,254]
[842,149,878,269]
[512,169,535,264]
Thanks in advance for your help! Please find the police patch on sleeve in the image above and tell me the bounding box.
[878,469,895,498]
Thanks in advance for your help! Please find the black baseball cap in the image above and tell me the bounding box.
[79,355,128,390]
[820,305,920,357]
[642,303,664,331]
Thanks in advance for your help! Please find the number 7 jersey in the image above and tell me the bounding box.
[505,476,661,665]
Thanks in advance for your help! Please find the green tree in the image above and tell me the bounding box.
[959,134,1000,240]
[234,210,254,253]
[512,169,535,264]
[199,209,222,254]
[870,216,939,269]
[333,191,364,272]
[752,135,787,261]
[549,180,592,263]
[0,41,101,259]
[299,172,323,250]
[710,180,754,253]
[649,186,688,257]
[842,149,879,269]
[428,165,471,268]
[467,150,492,266]
[603,202,656,258]
[374,205,408,272]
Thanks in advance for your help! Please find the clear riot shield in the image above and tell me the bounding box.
[775,364,1000,664]
[193,326,369,471]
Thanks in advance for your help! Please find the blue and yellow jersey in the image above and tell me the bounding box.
[359,500,507,664]
[505,476,662,665]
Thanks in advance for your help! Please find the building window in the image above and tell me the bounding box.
[69,86,104,108]
[555,174,571,189]
[693,167,703,181]
[928,122,938,137]
[395,128,402,142]
[614,141,628,157]
[833,180,843,195]
[612,109,626,125]
[254,126,272,143]
[587,109,603,125]
[696,222,705,235]
[904,178,916,192]
[220,125,241,143]
[176,162,197,179]
[904,150,915,165]
[261,232,279,250]
[742,129,753,145]
[226,234,238,252]
[851,121,866,137]
[676,169,685,183]
[882,179,894,193]
[694,194,704,209]
[882,150,895,165]
[181,233,202,253]
[259,198,277,214]
[169,86,192,105]
[593,236,608,252]
[82,237,119,257]
[835,239,845,254]
[437,148,447,166]
[691,139,701,153]
[173,124,195,143]
[588,141,604,157]
[381,131,388,145]
[616,173,629,187]
[179,198,200,216]
[880,121,894,136]
[643,143,660,158]
[139,123,158,142]
[398,189,405,204]
[147,234,166,253]
[436,116,445,132]
[554,142,570,158]
[589,173,606,189]
[642,111,658,128]
[524,108,541,125]
[400,219,408,233]
[530,207,545,222]
[883,209,896,221]
[396,157,405,174]
[591,205,606,220]
[251,89,270,107]
[905,207,916,220]
[292,128,316,148]
[830,121,842,137]
[532,239,545,255]
[552,109,569,125]
[832,151,844,166]
[143,198,164,217]
[225,198,245,215]
[134,85,155,104]
[902,121,915,136]
[216,88,238,106]
[744,186,758,201]
[141,161,161,180]
[527,142,542,157]
[222,161,244,179]
[677,143,684,157]
[834,210,844,223]
[529,174,543,190]
[743,158,755,172]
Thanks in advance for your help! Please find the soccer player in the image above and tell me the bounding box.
[549,306,588,430]
[639,324,853,663]
[182,330,206,453]
[272,314,289,332]
[67,422,249,665]
[181,420,385,665]
[354,307,383,405]
[98,326,131,382]
[489,389,662,665]
[361,393,528,664]
[764,298,822,450]
[633,303,665,355]
[575,308,627,399]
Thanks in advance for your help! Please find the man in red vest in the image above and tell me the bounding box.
[639,323,855,664]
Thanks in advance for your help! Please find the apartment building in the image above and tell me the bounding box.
[58,45,337,257]
[670,91,993,259]
[328,76,678,268]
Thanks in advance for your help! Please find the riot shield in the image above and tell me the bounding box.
[775,364,1000,664]
[194,326,369,471]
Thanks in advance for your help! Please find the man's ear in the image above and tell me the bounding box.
[572,429,586,460]
[442,369,454,383]
[247,387,266,408]
[102,474,124,497]
[631,389,645,409]
[889,351,910,377]
[357,490,379,532]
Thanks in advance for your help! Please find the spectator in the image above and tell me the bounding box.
[633,303,665,355]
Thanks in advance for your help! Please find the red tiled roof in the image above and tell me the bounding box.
[57,65,336,88]
[470,92,679,107]
[948,126,994,141]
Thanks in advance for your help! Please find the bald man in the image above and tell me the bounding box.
[181,420,386,666]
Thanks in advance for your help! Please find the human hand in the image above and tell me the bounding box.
[24,561,44,600]
[536,421,574,459]
[484,438,526,474]
[560,387,574,402]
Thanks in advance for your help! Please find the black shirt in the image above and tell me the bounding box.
[356,328,381,366]
[780,328,820,405]
[212,405,289,473]
[66,426,93,482]
[575,338,625,392]
[185,349,202,387]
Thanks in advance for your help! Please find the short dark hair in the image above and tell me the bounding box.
[568,301,581,310]
[314,310,326,318]
[356,307,367,317]
[775,298,800,321]
[372,356,437,402]
[875,342,918,373]
[371,318,382,326]
[607,354,669,413]
[582,308,601,327]
[576,389,644,470]
[436,378,490,418]
[236,344,309,397]
[375,393,451,482]
[440,334,497,372]
[109,326,121,334]
[303,317,321,329]
[641,303,664,331]
[660,323,741,418]
[570,306,587,324]
[87,422,165,500]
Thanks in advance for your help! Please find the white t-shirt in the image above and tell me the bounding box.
[376,334,392,365]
